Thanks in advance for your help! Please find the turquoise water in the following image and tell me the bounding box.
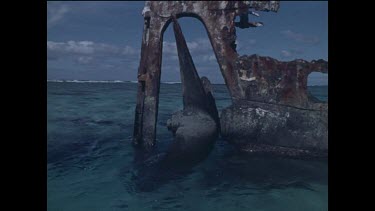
[47,82,328,211]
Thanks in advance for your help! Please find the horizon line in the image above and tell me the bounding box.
[46,79,328,86]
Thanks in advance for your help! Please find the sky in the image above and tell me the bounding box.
[47,1,328,85]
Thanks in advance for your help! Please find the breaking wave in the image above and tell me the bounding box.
[161,81,181,84]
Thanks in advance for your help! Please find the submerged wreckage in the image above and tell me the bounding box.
[133,1,328,158]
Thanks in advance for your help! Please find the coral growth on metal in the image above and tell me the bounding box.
[133,1,327,149]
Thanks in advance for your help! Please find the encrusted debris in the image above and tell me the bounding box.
[132,1,328,157]
[133,1,280,149]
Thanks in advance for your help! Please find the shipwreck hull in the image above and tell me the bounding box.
[221,54,328,157]
[221,100,328,157]
[132,1,328,159]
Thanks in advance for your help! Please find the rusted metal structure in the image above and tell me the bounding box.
[133,1,328,155]
[133,1,280,149]
[235,55,328,108]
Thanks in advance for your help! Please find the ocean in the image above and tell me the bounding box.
[47,81,328,211]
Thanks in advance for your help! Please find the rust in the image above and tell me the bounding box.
[133,1,332,150]
[133,1,280,149]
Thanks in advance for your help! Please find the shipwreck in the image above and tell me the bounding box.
[132,1,328,158]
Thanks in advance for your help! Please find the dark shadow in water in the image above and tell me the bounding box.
[130,140,215,192]
[126,138,327,194]
[124,139,328,195]
[196,145,327,196]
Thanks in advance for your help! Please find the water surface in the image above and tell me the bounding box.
[47,82,328,211]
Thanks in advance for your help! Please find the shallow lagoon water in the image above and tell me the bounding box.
[47,82,328,211]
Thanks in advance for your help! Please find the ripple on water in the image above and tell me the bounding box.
[47,82,328,211]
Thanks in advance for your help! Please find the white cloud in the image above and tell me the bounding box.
[47,41,94,54]
[280,48,304,59]
[187,41,199,50]
[47,40,140,66]
[47,4,70,28]
[47,37,219,73]
[281,30,320,44]
[162,41,177,54]
[66,41,95,54]
[76,56,93,64]
[203,54,216,62]
[162,38,214,59]
[122,46,137,55]
[281,50,291,58]
[47,40,138,56]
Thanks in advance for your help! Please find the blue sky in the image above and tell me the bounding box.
[47,1,328,85]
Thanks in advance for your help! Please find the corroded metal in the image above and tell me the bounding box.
[236,55,328,108]
[133,1,280,149]
[132,1,329,157]
[172,17,220,125]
